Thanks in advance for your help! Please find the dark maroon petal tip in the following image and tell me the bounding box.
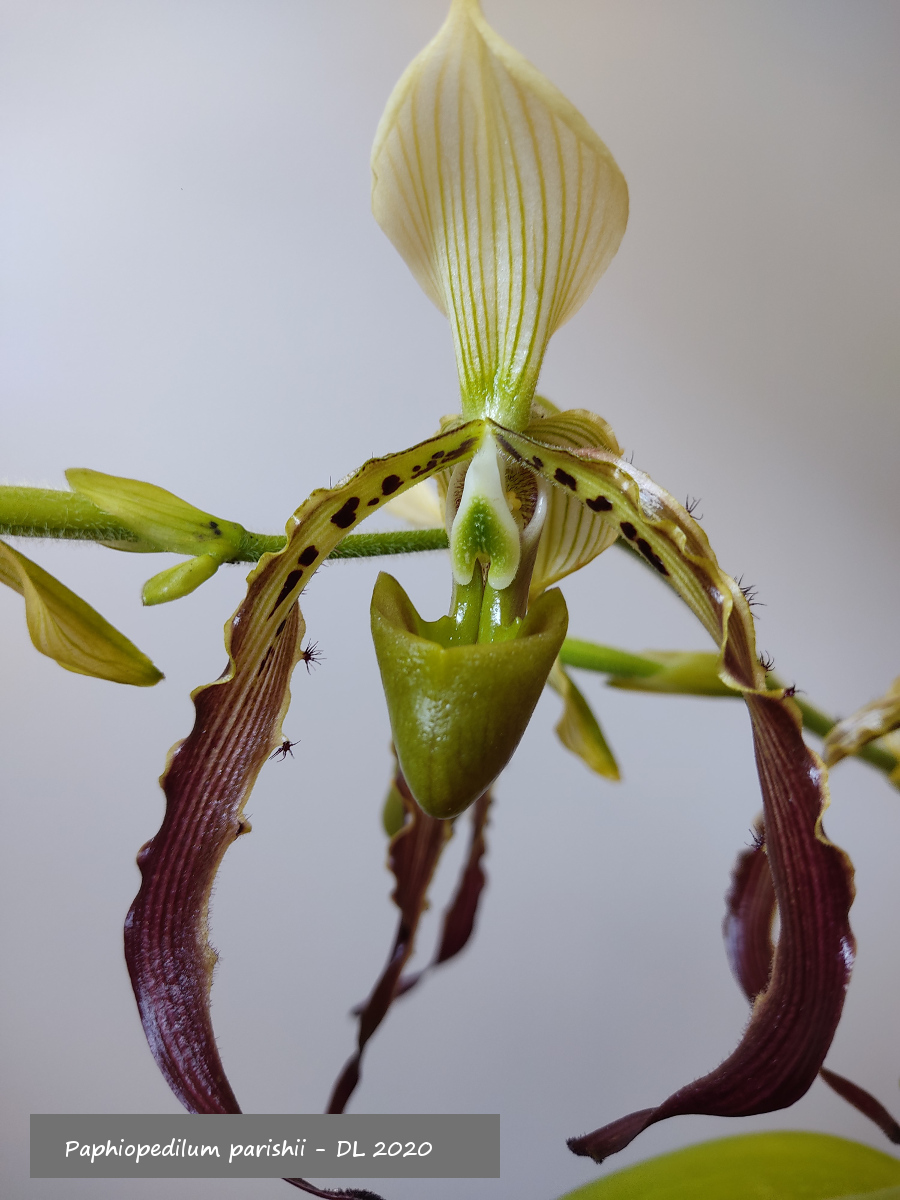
[568,694,855,1162]
[284,1179,387,1199]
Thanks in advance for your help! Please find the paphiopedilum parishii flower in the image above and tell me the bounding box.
[123,1,858,1191]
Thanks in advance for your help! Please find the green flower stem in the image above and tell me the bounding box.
[0,487,143,544]
[0,486,450,561]
[560,637,899,783]
[559,638,664,678]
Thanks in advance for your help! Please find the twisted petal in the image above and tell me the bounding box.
[725,827,900,1145]
[494,425,856,1161]
[125,423,483,1115]
[328,763,452,1115]
[0,538,162,685]
[372,0,628,429]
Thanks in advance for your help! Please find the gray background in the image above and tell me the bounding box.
[2,2,899,1198]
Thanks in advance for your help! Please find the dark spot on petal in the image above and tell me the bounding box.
[367,497,380,506]
[207,520,222,536]
[381,475,402,495]
[298,545,318,566]
[531,456,544,470]
[492,433,521,462]
[269,571,302,615]
[587,495,613,512]
[331,497,361,528]
[255,645,275,677]
[554,468,577,491]
[431,449,445,459]
[443,439,477,463]
[275,617,287,638]
[620,521,637,540]
[636,537,669,575]
[411,464,422,474]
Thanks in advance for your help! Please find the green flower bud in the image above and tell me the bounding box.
[141,553,221,606]
[371,571,568,819]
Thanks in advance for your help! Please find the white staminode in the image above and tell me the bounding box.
[449,435,521,590]
[371,0,628,432]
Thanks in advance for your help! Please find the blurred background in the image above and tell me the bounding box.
[1,1,898,1197]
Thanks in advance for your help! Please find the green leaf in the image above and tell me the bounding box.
[0,538,162,686]
[556,1133,900,1200]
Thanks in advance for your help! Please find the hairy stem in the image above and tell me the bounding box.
[0,486,448,561]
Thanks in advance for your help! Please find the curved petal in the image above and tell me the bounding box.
[525,408,622,595]
[125,423,484,1115]
[493,425,856,1161]
[372,0,628,429]
[725,830,900,1145]
[0,538,162,685]
[568,694,855,1162]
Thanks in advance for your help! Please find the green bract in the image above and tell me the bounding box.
[0,539,161,685]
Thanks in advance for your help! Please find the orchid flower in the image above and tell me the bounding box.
[117,0,862,1183]
[4,4,898,1199]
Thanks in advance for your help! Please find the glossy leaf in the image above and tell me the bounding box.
[556,1133,900,1200]
[371,0,628,429]
[125,422,483,1116]
[548,659,620,780]
[0,538,162,686]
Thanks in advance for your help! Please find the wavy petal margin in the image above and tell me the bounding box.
[328,768,452,1114]
[493,423,856,1161]
[125,423,484,1116]
[0,538,162,685]
[372,0,627,429]
[725,830,900,1144]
